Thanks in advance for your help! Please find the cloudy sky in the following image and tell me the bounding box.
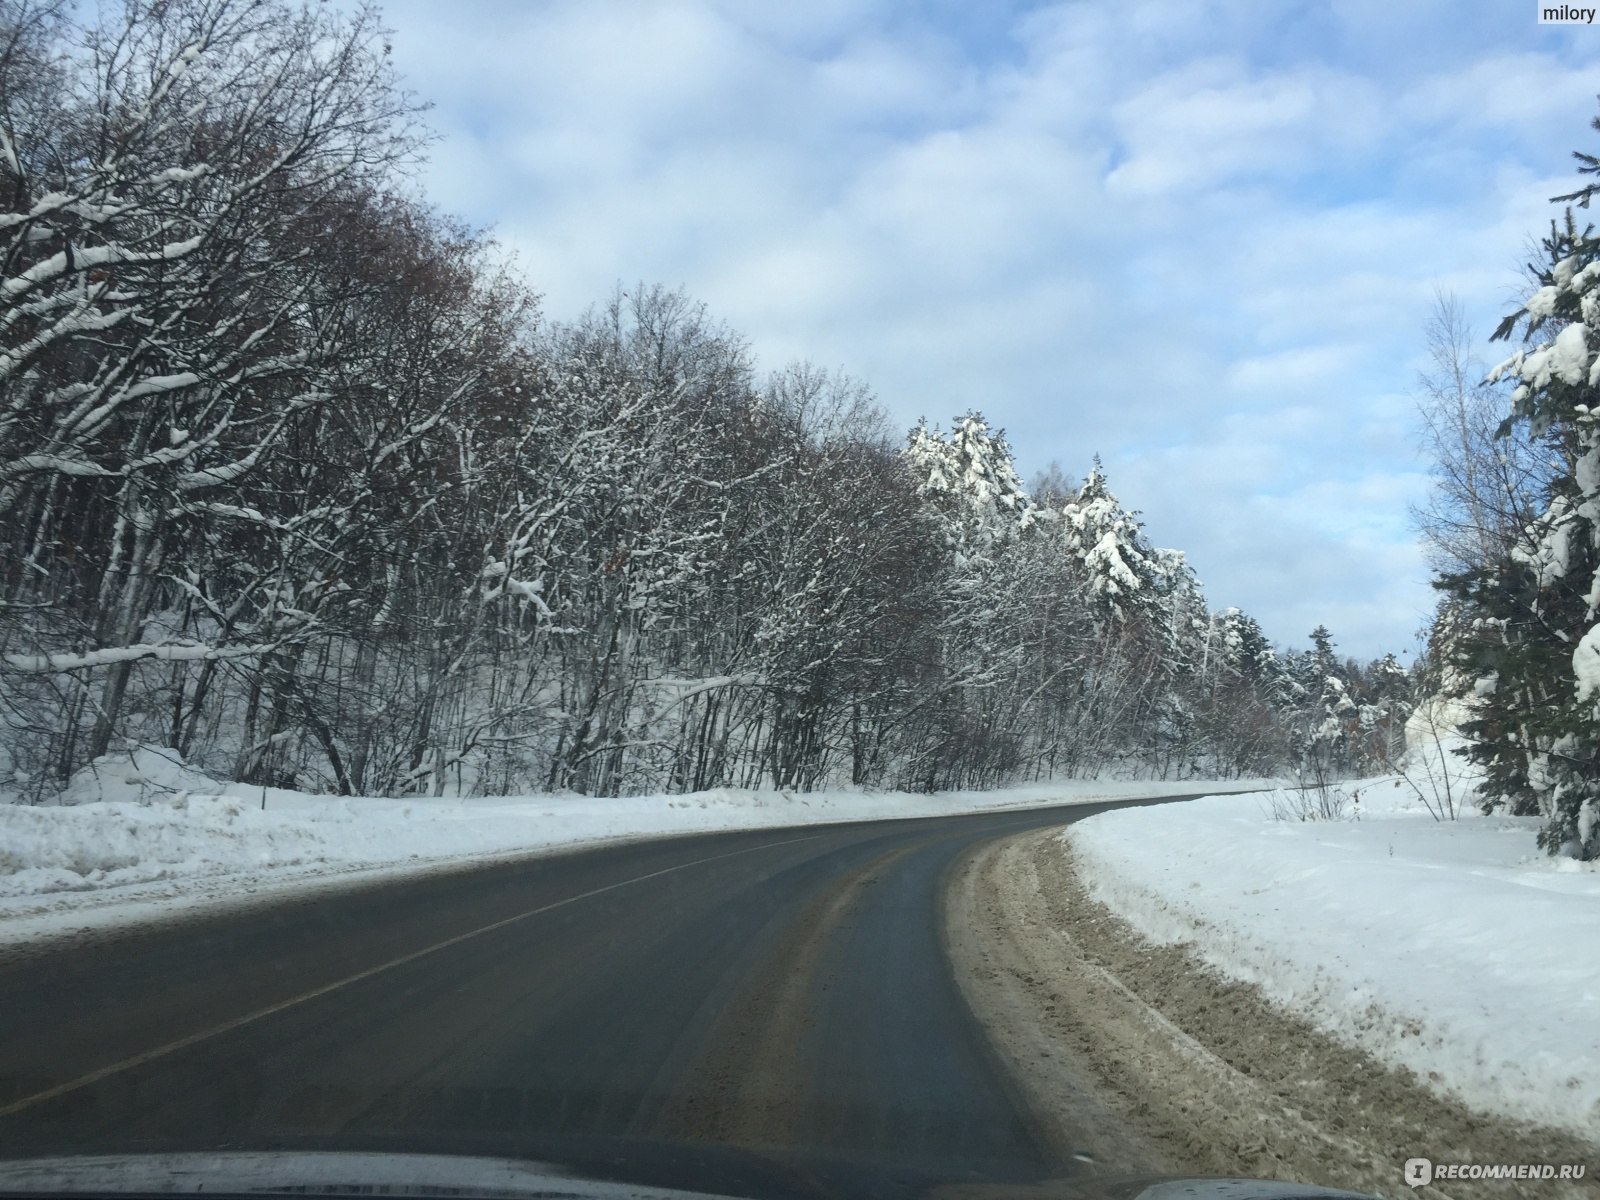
[370,0,1600,661]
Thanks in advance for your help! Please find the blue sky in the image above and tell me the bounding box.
[372,0,1600,661]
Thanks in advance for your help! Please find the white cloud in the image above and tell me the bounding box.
[362,0,1600,659]
[1107,60,1384,198]
[1402,52,1600,133]
[1225,345,1361,395]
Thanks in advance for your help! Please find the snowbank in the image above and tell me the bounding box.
[0,745,1273,945]
[1063,777,1600,1138]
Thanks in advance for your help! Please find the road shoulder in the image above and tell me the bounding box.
[943,828,1597,1200]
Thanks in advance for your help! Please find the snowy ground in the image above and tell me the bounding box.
[0,744,1273,949]
[1062,726,1600,1140]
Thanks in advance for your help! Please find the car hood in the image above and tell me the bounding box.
[0,1148,1377,1200]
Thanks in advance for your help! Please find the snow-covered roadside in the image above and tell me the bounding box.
[1062,768,1600,1139]
[0,745,1274,949]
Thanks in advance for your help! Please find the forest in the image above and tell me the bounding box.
[0,0,1412,802]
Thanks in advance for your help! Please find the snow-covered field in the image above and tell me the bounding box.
[1063,726,1600,1139]
[0,745,1271,948]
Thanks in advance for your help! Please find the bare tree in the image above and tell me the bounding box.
[0,0,423,780]
[1411,290,1549,575]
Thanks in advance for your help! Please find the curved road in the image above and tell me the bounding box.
[0,798,1191,1192]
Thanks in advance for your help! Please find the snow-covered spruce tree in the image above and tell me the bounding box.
[1212,607,1287,693]
[1289,625,1355,790]
[1356,651,1412,767]
[1056,458,1161,622]
[1433,560,1553,816]
[1141,547,1213,777]
[899,413,1041,789]
[903,411,1035,560]
[1046,460,1178,772]
[1195,608,1292,777]
[1460,127,1600,856]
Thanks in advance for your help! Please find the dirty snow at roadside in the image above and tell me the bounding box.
[0,744,1273,947]
[1062,722,1600,1139]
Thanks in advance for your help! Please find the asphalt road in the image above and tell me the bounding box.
[0,798,1191,1191]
